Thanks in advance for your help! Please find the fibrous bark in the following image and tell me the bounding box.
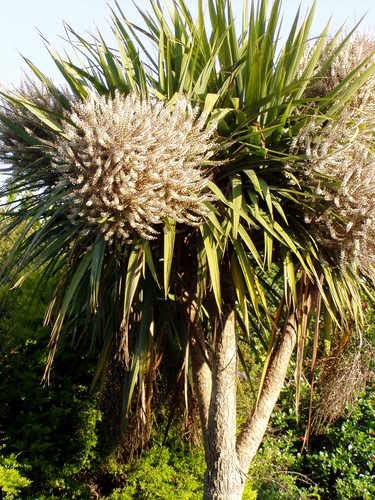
[203,310,245,500]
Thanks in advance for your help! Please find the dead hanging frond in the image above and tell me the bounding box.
[294,272,314,421]
[312,338,374,432]
[54,90,218,244]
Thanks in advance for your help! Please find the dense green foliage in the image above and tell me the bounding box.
[110,441,205,499]
[0,271,101,498]
[253,386,375,499]
[0,451,31,499]
[303,389,375,499]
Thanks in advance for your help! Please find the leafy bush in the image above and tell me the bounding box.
[250,434,309,499]
[110,442,204,499]
[303,387,375,499]
[0,268,102,498]
[248,383,375,500]
[0,450,31,499]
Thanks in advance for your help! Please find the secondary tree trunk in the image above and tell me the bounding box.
[236,312,298,472]
[190,329,212,444]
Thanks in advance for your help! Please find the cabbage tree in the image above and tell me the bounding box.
[1,1,374,497]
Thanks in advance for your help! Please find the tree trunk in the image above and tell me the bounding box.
[203,310,245,499]
[236,312,298,472]
[191,297,299,499]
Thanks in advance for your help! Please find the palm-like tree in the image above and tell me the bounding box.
[1,1,374,497]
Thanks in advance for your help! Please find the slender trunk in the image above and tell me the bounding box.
[236,312,298,472]
[204,310,245,500]
[189,300,212,445]
[190,330,212,444]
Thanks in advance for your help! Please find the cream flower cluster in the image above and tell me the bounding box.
[290,36,375,279]
[54,91,216,243]
[307,35,375,105]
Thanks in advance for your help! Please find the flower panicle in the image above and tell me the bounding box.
[290,34,375,280]
[55,91,218,244]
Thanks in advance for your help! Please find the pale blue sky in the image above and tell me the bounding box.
[1,0,374,88]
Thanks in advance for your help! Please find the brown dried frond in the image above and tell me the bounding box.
[289,34,375,279]
[313,339,374,431]
[54,91,218,244]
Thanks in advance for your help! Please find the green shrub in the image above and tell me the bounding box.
[248,383,375,500]
[249,428,320,499]
[0,450,31,499]
[302,387,375,499]
[109,440,205,499]
[107,436,259,500]
[0,269,102,498]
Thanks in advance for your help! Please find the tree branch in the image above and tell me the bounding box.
[236,312,298,472]
[190,327,212,444]
[189,302,212,446]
